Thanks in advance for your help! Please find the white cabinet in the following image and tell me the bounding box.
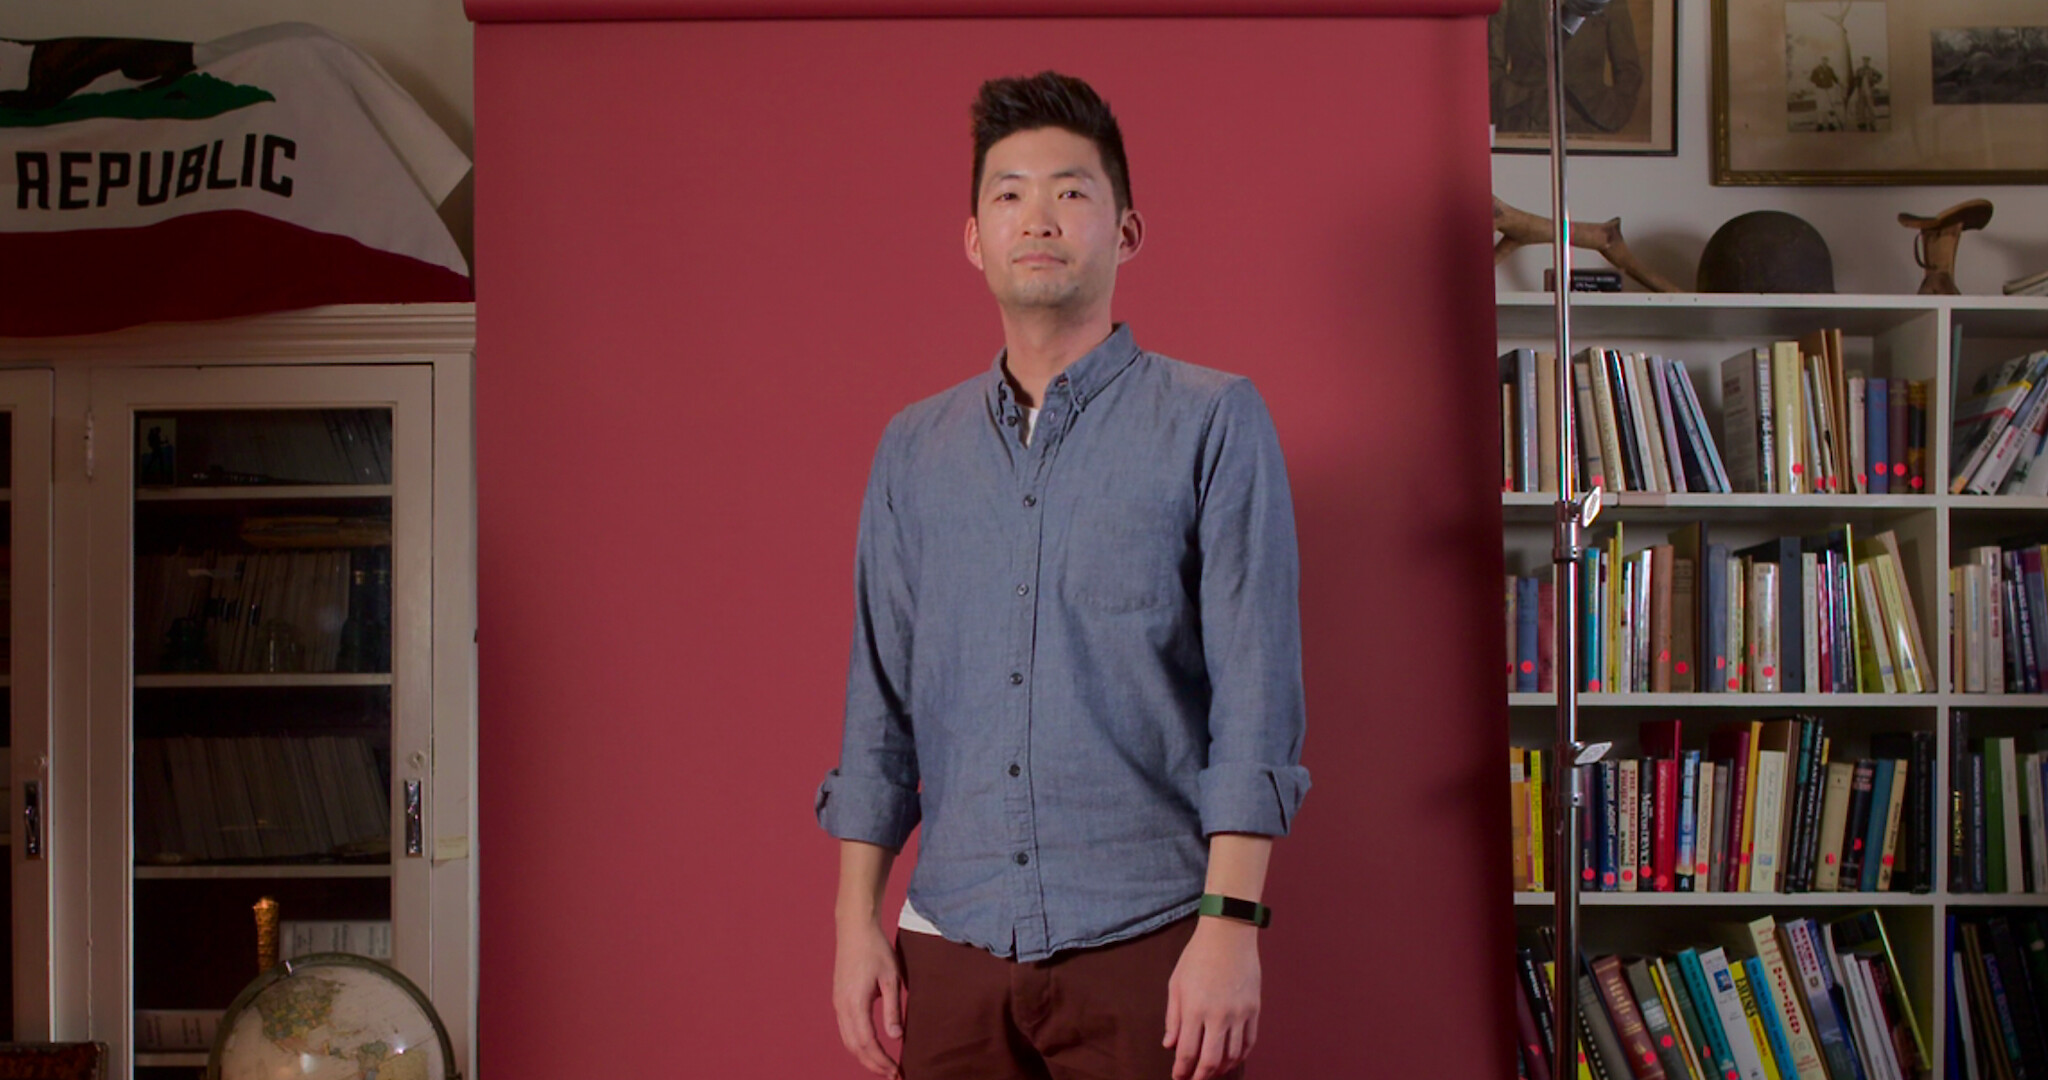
[0,304,475,1080]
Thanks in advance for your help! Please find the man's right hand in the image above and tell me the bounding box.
[833,917,905,1078]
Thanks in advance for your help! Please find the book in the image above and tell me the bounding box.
[1593,953,1671,1080]
[1743,915,1828,1080]
[1722,347,1773,494]
[1700,946,1774,1080]
[1829,909,1929,1076]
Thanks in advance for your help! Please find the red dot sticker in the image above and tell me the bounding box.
[1660,649,1671,661]
[1696,861,1709,874]
[1911,476,1924,490]
[1763,666,1776,679]
[1851,839,1864,851]
[1728,677,1741,690]
[1590,679,1603,692]
[1825,854,1836,864]
[1792,462,1804,474]
[1894,463,1906,476]
[1882,854,1895,866]
[1858,473,1868,486]
[1622,869,1635,882]
[1740,853,1751,864]
[1521,661,1535,673]
[1603,871,1616,885]
[1676,661,1690,674]
[1873,460,1886,472]
[1645,1051,1659,1063]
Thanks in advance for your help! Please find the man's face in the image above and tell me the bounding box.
[966,126,1140,317]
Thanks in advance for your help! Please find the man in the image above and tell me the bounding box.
[816,71,1309,1080]
[1489,0,1644,135]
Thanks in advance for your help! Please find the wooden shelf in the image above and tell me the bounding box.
[134,863,391,880]
[133,673,392,689]
[136,484,392,502]
[135,1052,209,1068]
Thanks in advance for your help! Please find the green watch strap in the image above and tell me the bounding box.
[1197,893,1271,928]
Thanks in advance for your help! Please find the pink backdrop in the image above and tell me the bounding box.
[470,10,1510,1076]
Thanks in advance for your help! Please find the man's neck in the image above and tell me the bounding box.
[999,309,1115,408]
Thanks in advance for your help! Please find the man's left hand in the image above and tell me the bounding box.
[1163,916,1260,1080]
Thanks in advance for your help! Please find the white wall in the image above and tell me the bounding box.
[7,0,475,263]
[1492,0,2048,297]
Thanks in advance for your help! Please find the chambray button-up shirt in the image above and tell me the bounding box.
[816,324,1310,962]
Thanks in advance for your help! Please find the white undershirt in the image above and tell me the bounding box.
[899,404,1043,939]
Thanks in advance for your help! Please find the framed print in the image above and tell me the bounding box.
[1714,0,2048,184]
[1489,0,1678,155]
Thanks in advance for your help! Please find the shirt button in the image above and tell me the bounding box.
[1008,763,1021,777]
[1042,410,1055,422]
[1005,414,1018,427]
[1015,852,1030,866]
[1022,494,1037,508]
[1015,583,1029,596]
[1009,672,1024,685]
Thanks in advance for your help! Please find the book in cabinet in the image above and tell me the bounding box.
[0,304,476,1080]
[1498,292,2048,1080]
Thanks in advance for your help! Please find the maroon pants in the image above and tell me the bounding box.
[895,916,1245,1080]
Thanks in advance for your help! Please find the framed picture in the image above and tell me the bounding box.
[1489,0,1678,155]
[1714,0,2048,184]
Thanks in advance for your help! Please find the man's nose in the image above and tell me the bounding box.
[1021,196,1060,236]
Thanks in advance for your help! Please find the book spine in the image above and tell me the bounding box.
[1868,379,1890,495]
[1594,954,1671,1080]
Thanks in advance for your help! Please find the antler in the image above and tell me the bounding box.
[1493,195,1685,294]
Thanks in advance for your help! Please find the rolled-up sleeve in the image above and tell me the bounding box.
[1192,380,1311,836]
[816,417,922,851]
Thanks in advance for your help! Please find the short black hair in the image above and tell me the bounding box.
[970,71,1132,215]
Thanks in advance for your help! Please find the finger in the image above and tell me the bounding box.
[881,975,904,1040]
[1193,1018,1227,1080]
[838,996,891,1077]
[1245,1012,1260,1058]
[1172,1012,1201,1080]
[1221,1018,1244,1074]
[1163,982,1181,1048]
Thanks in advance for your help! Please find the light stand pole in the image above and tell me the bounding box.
[1540,3,1610,1080]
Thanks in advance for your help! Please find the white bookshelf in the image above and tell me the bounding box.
[1500,291,2048,1080]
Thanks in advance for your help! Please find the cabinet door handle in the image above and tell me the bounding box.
[404,779,423,857]
[23,780,42,859]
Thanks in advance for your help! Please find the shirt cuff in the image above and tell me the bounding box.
[1196,762,1311,837]
[815,768,921,851]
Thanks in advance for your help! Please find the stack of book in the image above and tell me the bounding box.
[1511,524,1930,695]
[1511,910,1929,1080]
[1947,910,2048,1080]
[132,734,391,863]
[1947,714,2048,896]
[1721,334,1930,496]
[1499,347,1730,495]
[1510,718,1934,896]
[1950,351,2048,496]
[1947,538,2048,693]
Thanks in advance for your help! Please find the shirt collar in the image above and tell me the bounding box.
[988,323,1141,414]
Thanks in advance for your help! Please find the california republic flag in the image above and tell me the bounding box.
[1,23,472,336]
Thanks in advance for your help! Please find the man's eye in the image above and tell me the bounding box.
[1059,190,1083,198]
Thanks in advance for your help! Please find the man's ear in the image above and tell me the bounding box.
[964,215,985,271]
[1117,208,1146,265]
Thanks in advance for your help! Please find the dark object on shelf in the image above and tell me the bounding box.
[1899,198,1993,296]
[1493,194,1686,293]
[1697,211,1834,293]
[1543,268,1623,292]
[0,1043,108,1080]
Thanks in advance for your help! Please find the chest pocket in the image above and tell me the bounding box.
[1059,495,1188,614]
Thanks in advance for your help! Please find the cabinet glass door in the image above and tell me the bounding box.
[90,367,431,1078]
[0,371,53,1042]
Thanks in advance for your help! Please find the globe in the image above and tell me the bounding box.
[208,953,457,1080]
